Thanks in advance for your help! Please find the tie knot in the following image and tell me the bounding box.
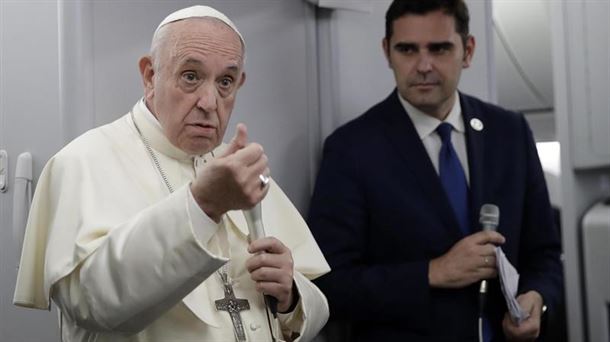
[436,122,453,143]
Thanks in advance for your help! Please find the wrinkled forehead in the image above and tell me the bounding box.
[158,18,244,67]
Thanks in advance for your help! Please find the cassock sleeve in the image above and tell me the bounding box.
[277,271,329,341]
[52,184,228,333]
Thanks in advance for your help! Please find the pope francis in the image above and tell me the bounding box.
[13,5,330,342]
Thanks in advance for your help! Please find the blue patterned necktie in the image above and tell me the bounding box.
[436,122,470,235]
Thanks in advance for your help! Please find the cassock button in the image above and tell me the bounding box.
[194,156,207,168]
[470,118,484,131]
[250,323,261,331]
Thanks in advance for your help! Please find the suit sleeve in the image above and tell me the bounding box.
[515,115,563,313]
[308,133,431,330]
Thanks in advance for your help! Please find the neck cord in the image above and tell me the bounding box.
[130,111,174,193]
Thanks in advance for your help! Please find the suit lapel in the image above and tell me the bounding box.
[379,91,462,240]
[460,93,485,228]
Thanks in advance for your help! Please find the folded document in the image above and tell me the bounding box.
[495,247,530,324]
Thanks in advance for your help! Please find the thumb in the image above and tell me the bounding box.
[220,123,248,157]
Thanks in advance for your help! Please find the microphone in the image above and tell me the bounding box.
[243,203,278,316]
[478,204,499,341]
[478,204,499,297]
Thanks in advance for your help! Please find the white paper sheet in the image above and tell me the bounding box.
[495,246,530,324]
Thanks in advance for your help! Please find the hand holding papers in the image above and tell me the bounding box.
[495,246,530,324]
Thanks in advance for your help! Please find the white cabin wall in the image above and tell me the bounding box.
[551,2,610,341]
[0,1,62,341]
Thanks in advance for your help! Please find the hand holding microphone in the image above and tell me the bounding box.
[428,204,505,288]
[245,202,296,315]
[477,204,504,342]
[189,123,295,316]
[190,122,295,314]
[244,174,296,317]
[243,203,278,315]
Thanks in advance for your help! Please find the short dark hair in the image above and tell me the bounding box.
[385,0,470,44]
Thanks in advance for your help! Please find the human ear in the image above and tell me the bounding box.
[237,71,246,89]
[139,56,155,100]
[462,35,476,68]
[382,38,392,68]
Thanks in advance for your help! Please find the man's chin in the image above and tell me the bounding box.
[403,97,445,117]
[180,140,218,156]
[405,96,439,110]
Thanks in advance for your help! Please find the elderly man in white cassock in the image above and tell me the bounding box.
[13,5,330,342]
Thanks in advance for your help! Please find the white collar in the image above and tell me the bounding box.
[132,99,211,162]
[398,91,465,140]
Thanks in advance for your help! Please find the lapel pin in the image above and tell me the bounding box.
[470,118,484,131]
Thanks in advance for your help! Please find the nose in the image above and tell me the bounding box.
[416,53,433,74]
[196,82,218,113]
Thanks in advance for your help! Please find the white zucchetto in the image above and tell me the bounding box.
[154,5,245,49]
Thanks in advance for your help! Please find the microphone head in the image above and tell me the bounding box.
[479,204,500,231]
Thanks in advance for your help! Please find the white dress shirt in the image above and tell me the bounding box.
[398,92,470,184]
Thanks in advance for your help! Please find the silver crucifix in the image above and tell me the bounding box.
[215,269,250,342]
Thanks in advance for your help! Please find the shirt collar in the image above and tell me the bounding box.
[140,98,163,130]
[398,91,465,140]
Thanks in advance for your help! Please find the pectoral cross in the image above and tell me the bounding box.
[215,269,250,342]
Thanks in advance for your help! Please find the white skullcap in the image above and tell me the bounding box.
[154,5,245,49]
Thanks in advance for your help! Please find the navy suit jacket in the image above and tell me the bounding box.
[308,91,563,341]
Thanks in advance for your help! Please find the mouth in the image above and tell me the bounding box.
[411,82,439,88]
[190,122,215,128]
[187,123,217,135]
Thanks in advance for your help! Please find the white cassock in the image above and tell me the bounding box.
[13,99,331,341]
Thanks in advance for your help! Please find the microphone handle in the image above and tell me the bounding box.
[244,205,278,316]
[478,205,499,328]
[245,204,266,240]
[479,222,494,316]
[479,279,488,320]
[265,294,278,317]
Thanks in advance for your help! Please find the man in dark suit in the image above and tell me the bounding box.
[308,0,563,341]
